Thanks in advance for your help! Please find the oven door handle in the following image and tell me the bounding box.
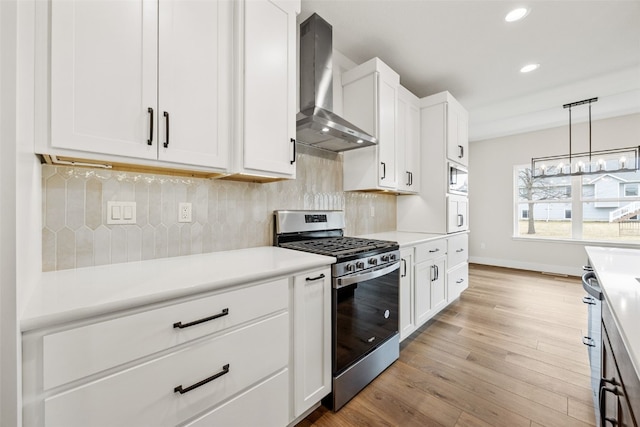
[335,262,400,289]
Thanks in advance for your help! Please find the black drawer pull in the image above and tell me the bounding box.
[582,336,595,347]
[306,273,325,282]
[174,364,230,395]
[173,308,229,329]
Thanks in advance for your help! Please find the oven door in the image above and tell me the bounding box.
[333,262,400,375]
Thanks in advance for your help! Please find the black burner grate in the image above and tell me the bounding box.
[280,237,396,257]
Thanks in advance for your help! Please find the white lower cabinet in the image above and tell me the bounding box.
[447,263,469,303]
[43,314,288,427]
[291,268,331,419]
[415,255,446,326]
[23,268,332,427]
[399,234,469,342]
[185,369,289,427]
[447,233,469,303]
[399,248,415,341]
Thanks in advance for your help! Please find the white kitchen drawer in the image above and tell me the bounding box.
[43,278,288,390]
[185,369,289,427]
[447,263,469,303]
[44,313,289,427]
[414,239,447,263]
[447,233,468,269]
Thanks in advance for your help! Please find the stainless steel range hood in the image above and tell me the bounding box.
[296,14,376,152]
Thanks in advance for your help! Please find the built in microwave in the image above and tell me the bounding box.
[449,163,468,195]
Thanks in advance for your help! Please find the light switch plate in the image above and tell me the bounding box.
[107,201,136,225]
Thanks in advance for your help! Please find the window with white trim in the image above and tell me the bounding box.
[515,165,640,242]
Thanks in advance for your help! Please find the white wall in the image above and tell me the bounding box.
[469,112,640,276]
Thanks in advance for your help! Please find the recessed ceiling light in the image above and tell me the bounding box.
[520,63,540,73]
[505,7,529,22]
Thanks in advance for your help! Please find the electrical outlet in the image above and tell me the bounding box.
[179,203,192,223]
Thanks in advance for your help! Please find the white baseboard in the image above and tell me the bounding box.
[469,256,583,277]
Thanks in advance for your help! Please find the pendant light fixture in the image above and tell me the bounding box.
[531,97,640,177]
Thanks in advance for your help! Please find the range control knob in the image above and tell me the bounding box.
[389,254,397,261]
[381,254,390,262]
[345,263,355,272]
[368,257,378,266]
[356,261,365,269]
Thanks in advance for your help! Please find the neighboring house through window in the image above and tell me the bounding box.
[515,165,640,242]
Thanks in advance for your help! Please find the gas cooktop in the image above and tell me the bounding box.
[280,236,397,258]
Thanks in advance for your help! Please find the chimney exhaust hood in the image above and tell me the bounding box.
[296,13,376,152]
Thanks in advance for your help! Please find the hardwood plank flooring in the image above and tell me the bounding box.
[297,264,596,427]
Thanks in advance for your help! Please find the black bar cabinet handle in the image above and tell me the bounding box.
[174,364,230,395]
[458,145,464,159]
[599,378,619,427]
[429,248,439,253]
[290,138,296,164]
[163,111,170,148]
[401,258,407,277]
[582,296,596,305]
[458,214,464,227]
[147,107,154,145]
[381,162,386,179]
[410,172,413,186]
[306,273,325,282]
[173,308,229,329]
[582,336,595,347]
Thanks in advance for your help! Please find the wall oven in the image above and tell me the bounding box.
[449,162,468,195]
[274,210,400,411]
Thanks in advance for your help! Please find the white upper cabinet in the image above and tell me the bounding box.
[50,0,158,161]
[49,0,232,171]
[396,85,420,194]
[233,0,299,180]
[445,96,469,167]
[397,91,469,234]
[447,194,469,233]
[157,0,232,168]
[342,58,399,191]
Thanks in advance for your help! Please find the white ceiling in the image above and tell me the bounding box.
[299,0,640,141]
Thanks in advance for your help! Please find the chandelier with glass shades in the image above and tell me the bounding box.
[531,97,639,178]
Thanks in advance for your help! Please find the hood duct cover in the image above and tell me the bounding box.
[296,13,376,152]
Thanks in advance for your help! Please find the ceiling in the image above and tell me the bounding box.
[298,0,640,141]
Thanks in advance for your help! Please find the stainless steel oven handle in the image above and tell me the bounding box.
[335,262,399,289]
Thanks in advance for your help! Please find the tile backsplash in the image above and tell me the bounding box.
[42,145,397,271]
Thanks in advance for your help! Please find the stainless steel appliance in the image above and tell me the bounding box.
[582,263,603,424]
[296,14,377,152]
[448,162,468,195]
[274,210,400,411]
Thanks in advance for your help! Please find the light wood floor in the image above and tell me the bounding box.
[298,264,596,427]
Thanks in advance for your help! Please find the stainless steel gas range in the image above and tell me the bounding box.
[274,210,400,411]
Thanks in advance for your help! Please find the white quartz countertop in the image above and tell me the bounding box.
[354,231,449,247]
[21,247,335,332]
[585,246,640,379]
